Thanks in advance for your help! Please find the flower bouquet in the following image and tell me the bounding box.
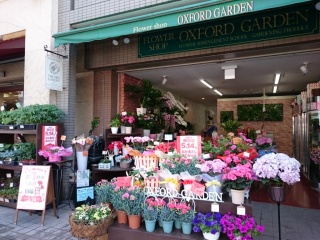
[108,141,123,155]
[220,212,264,240]
[71,134,94,152]
[192,212,223,239]
[38,144,73,162]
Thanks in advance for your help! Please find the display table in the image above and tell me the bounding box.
[91,166,133,183]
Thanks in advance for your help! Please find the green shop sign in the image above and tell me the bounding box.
[138,2,319,58]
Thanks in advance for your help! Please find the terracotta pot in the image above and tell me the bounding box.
[116,210,128,224]
[128,215,141,229]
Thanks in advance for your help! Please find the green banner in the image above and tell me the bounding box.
[138,2,318,58]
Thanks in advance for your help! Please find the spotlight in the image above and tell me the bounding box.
[112,39,119,45]
[123,37,130,44]
[300,62,308,75]
[162,75,167,85]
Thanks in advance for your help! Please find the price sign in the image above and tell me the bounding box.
[42,126,58,150]
[176,135,202,158]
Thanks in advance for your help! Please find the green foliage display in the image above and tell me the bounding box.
[237,104,283,121]
[220,111,234,123]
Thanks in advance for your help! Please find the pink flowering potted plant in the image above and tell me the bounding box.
[222,163,253,204]
[121,112,135,134]
[38,144,73,162]
[220,212,264,240]
[252,152,300,201]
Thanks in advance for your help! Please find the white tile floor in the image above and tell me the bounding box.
[0,201,319,240]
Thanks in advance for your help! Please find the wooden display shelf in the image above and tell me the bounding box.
[0,165,22,171]
[92,166,133,183]
[0,129,37,134]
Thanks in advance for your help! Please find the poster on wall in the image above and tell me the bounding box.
[42,126,58,150]
[45,54,63,91]
[176,135,202,158]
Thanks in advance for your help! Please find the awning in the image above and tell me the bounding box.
[53,0,312,47]
[0,38,25,61]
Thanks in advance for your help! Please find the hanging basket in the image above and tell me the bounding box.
[69,214,113,240]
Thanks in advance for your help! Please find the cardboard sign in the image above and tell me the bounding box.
[176,135,202,158]
[42,126,58,150]
[16,166,51,210]
[116,176,132,187]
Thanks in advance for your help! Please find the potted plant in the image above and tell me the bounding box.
[252,152,300,201]
[222,164,253,204]
[98,158,112,169]
[120,112,135,134]
[95,179,116,208]
[220,120,242,135]
[142,197,161,232]
[109,114,121,134]
[89,116,100,136]
[192,212,223,240]
[173,200,195,234]
[119,155,132,168]
[38,144,73,162]
[14,142,36,165]
[121,186,145,229]
[220,213,264,240]
[159,202,176,234]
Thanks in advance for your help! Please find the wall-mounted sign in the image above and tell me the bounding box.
[42,126,58,150]
[138,2,318,57]
[176,135,202,158]
[45,55,63,91]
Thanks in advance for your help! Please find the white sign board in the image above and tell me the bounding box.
[45,55,63,91]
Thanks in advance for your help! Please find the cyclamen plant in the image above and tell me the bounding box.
[255,137,273,149]
[252,152,301,186]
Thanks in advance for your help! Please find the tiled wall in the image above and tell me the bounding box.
[217,96,295,157]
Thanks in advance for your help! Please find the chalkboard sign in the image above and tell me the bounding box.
[15,165,56,225]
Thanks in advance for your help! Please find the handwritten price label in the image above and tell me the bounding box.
[177,136,201,158]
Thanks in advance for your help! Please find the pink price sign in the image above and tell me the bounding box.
[176,135,202,158]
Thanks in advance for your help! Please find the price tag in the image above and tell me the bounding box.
[19,162,23,166]
[82,151,88,156]
[20,125,24,129]
[9,126,14,129]
[244,152,250,158]
[211,202,220,212]
[6,173,12,178]
[164,134,173,141]
[102,151,108,155]
[237,205,246,216]
[60,135,66,141]
[10,182,13,188]
[203,153,211,159]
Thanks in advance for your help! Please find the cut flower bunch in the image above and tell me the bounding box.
[71,134,94,152]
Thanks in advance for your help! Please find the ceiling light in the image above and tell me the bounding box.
[123,37,130,44]
[221,65,237,79]
[300,62,308,75]
[112,39,119,45]
[274,73,281,85]
[200,79,213,89]
[162,75,167,85]
[214,89,223,96]
[316,2,320,10]
[273,85,278,93]
[202,97,205,100]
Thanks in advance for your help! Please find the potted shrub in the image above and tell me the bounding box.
[109,114,121,134]
[98,158,112,169]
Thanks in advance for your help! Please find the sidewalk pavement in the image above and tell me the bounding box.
[0,201,319,240]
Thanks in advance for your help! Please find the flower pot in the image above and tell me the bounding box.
[114,146,119,155]
[270,186,285,202]
[158,219,163,227]
[125,126,132,134]
[49,156,62,162]
[202,231,220,240]
[76,152,88,170]
[120,162,130,168]
[120,126,126,134]
[182,222,192,234]
[128,215,141,229]
[162,220,174,233]
[116,210,128,224]
[145,219,157,232]
[174,218,182,229]
[143,129,150,137]
[230,189,245,205]
[111,127,118,134]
